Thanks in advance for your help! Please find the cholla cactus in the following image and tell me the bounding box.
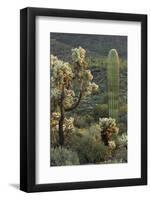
[51,112,60,130]
[51,55,73,91]
[51,112,61,146]
[50,55,58,66]
[71,47,98,97]
[50,47,99,145]
[51,113,75,146]
[83,82,99,96]
[63,117,75,133]
[99,117,119,146]
[72,46,86,66]
[85,70,93,81]
[63,89,75,109]
[108,140,116,150]
[63,117,75,146]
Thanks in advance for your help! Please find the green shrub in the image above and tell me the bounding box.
[84,114,94,124]
[70,125,109,164]
[50,147,80,166]
[74,116,87,128]
[74,114,93,128]
[116,133,127,148]
[112,146,127,162]
[118,104,127,133]
[93,104,108,120]
[100,145,127,164]
[109,133,127,163]
[120,59,127,70]
[118,122,127,134]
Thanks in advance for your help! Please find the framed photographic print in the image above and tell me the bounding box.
[20,7,147,192]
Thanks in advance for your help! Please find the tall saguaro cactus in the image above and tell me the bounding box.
[107,49,120,121]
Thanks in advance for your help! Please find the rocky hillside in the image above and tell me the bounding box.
[50,32,127,60]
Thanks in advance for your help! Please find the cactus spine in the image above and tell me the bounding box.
[107,49,119,121]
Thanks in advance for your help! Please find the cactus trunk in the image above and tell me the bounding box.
[107,49,119,121]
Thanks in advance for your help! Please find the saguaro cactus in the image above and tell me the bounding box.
[107,49,120,121]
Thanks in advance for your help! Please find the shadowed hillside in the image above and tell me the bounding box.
[50,32,127,61]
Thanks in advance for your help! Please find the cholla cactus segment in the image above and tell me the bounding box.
[63,89,75,109]
[50,55,58,67]
[51,113,75,146]
[51,88,61,98]
[50,54,73,89]
[99,117,119,146]
[72,46,86,65]
[71,47,99,97]
[85,70,93,81]
[91,82,99,91]
[108,140,116,149]
[83,82,99,96]
[99,118,118,133]
[52,112,60,120]
[64,117,75,132]
[51,112,61,146]
[51,112,60,130]
[51,113,74,133]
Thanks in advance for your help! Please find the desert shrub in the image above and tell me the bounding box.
[112,146,127,162]
[84,114,94,124]
[100,146,127,164]
[70,125,109,164]
[50,147,80,166]
[88,57,108,69]
[118,104,127,133]
[73,124,101,141]
[74,114,93,128]
[120,59,127,70]
[74,116,87,128]
[116,133,127,148]
[118,122,127,134]
[93,104,108,120]
[107,133,127,163]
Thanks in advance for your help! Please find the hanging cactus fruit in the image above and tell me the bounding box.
[107,49,119,121]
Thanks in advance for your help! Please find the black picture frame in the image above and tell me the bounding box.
[20,7,147,192]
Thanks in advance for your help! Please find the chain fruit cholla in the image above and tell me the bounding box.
[51,47,99,145]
